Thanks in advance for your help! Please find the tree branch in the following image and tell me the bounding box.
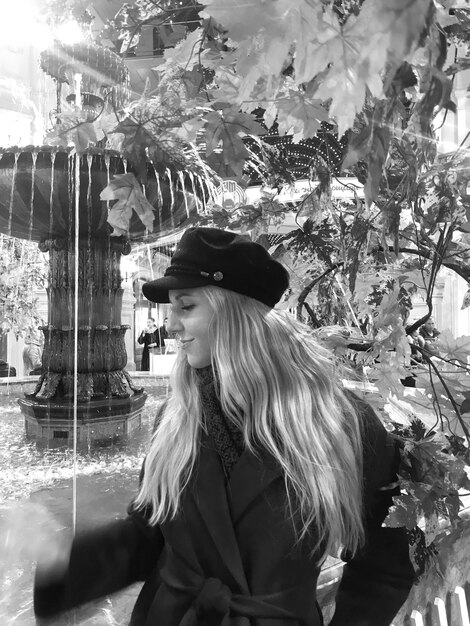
[384,245,470,283]
[296,263,342,321]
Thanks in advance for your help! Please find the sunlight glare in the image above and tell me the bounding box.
[0,0,51,50]
[55,21,85,45]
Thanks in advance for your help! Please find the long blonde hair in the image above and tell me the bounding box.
[135,286,365,558]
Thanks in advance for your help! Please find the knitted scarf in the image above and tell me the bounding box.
[195,366,245,480]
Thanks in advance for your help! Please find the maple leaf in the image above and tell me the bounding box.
[365,125,390,207]
[113,117,155,152]
[161,28,204,68]
[44,112,98,153]
[310,0,432,135]
[384,393,437,430]
[301,9,375,135]
[173,116,206,143]
[317,74,369,138]
[201,0,284,42]
[110,116,158,179]
[384,493,419,530]
[209,68,242,103]
[100,173,155,237]
[374,284,404,329]
[203,0,310,108]
[368,360,411,398]
[72,122,98,153]
[398,269,429,292]
[232,41,270,106]
[294,7,357,86]
[267,92,329,142]
[434,330,470,364]
[204,108,266,178]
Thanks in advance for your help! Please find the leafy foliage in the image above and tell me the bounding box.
[100,173,155,236]
[0,236,47,338]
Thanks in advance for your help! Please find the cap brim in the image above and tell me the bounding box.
[142,275,211,303]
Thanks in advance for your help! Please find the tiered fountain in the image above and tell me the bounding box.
[0,41,207,444]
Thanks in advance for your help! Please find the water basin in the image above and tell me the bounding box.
[0,384,168,625]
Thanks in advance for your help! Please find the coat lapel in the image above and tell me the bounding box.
[228,444,284,525]
[189,435,284,593]
[189,434,250,593]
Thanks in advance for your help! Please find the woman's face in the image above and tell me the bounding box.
[167,288,213,368]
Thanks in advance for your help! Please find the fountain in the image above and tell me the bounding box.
[0,41,210,444]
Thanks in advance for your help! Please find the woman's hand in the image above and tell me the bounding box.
[0,502,72,585]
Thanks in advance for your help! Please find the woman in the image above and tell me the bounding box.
[137,317,159,371]
[34,227,414,625]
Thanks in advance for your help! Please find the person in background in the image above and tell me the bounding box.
[409,328,425,365]
[401,327,426,387]
[22,328,43,375]
[137,317,159,371]
[419,317,440,356]
[34,227,414,626]
[156,317,169,354]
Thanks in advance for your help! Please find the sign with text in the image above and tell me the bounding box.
[245,177,364,205]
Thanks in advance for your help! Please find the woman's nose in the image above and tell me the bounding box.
[167,311,181,333]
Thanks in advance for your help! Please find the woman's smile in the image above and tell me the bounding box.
[167,289,213,368]
[179,338,194,349]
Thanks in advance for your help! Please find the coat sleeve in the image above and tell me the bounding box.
[34,482,164,618]
[328,397,415,626]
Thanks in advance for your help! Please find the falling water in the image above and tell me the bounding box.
[178,171,189,219]
[7,153,19,238]
[155,168,163,229]
[13,241,27,338]
[188,171,200,214]
[87,153,95,334]
[166,168,175,229]
[48,151,55,238]
[100,153,112,232]
[199,173,207,213]
[72,152,80,534]
[86,153,94,208]
[28,152,38,243]
[46,152,55,387]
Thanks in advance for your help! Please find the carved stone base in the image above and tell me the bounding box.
[19,393,147,445]
[27,367,144,402]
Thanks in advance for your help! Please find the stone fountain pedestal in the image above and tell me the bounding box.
[17,234,147,444]
[21,395,146,444]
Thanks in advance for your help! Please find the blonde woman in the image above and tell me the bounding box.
[34,227,414,625]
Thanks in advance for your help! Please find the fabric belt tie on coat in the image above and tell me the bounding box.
[160,555,314,625]
[185,577,231,625]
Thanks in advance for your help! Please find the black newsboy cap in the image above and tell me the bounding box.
[142,227,289,308]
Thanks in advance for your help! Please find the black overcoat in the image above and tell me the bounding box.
[34,399,414,625]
